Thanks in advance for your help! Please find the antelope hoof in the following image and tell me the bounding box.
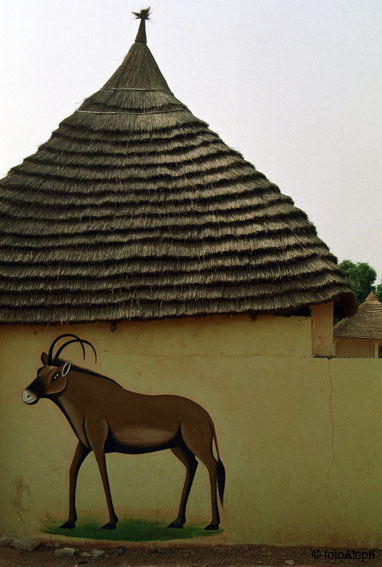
[60,521,76,529]
[204,523,219,530]
[167,520,184,528]
[101,522,117,530]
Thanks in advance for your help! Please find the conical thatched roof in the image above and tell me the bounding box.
[0,11,356,325]
[334,291,382,340]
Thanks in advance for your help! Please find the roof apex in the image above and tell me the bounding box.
[365,290,380,303]
[133,7,151,44]
[101,25,171,93]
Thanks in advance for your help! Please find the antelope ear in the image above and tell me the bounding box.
[61,361,72,377]
[41,352,49,365]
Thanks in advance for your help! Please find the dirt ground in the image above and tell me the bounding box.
[0,543,380,567]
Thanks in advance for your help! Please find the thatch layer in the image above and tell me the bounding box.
[0,22,356,324]
[334,291,382,339]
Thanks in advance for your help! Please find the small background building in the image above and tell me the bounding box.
[334,291,382,357]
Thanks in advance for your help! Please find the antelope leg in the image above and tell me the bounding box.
[61,441,90,528]
[168,445,198,528]
[85,417,118,529]
[204,458,220,530]
[181,423,220,529]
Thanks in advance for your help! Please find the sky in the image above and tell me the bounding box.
[0,0,381,280]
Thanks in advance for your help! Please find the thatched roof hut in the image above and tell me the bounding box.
[0,10,356,325]
[334,291,382,340]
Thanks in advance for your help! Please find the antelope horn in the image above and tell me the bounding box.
[48,333,85,364]
[53,338,97,366]
[53,339,86,365]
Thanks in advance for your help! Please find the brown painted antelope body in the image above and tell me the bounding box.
[23,334,225,530]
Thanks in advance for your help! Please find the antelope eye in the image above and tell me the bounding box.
[52,373,60,381]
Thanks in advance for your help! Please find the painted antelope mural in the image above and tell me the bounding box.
[23,334,225,530]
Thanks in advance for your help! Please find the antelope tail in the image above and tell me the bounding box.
[210,419,226,506]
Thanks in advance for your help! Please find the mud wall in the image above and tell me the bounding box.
[335,337,379,358]
[0,315,380,547]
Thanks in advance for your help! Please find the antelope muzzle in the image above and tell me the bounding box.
[22,388,39,405]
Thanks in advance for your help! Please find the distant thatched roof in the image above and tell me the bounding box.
[0,11,356,325]
[334,291,382,340]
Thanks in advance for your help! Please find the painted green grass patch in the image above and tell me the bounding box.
[42,517,223,542]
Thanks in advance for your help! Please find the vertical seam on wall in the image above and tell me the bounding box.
[326,358,335,518]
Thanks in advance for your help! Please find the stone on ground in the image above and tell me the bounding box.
[54,547,76,557]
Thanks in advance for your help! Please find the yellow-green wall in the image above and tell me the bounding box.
[0,315,381,547]
[335,337,381,358]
